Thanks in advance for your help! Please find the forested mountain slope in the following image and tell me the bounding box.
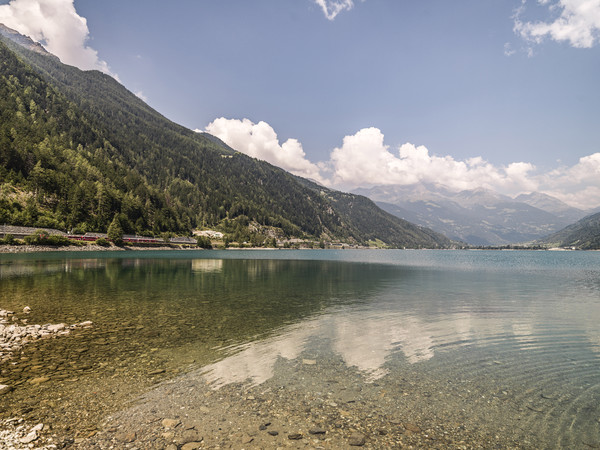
[0,28,453,248]
[537,212,600,250]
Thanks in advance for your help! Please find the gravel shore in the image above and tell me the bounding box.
[0,244,197,254]
[0,244,122,254]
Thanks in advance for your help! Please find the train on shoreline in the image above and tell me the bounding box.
[67,233,196,245]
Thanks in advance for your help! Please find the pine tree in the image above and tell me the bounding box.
[107,214,124,245]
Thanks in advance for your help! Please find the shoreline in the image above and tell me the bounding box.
[0,244,201,254]
[1,245,596,255]
[0,245,368,254]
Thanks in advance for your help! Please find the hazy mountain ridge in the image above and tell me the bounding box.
[356,184,591,246]
[0,25,453,248]
[514,192,588,223]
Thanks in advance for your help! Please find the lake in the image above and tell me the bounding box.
[0,249,599,448]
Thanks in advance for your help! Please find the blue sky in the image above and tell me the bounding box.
[1,0,600,208]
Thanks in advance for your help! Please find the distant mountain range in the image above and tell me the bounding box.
[0,24,453,249]
[355,184,593,246]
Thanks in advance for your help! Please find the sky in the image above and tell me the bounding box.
[1,0,600,209]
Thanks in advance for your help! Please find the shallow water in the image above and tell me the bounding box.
[1,249,599,447]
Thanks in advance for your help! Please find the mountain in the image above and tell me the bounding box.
[514,192,587,224]
[537,212,600,250]
[0,25,453,248]
[356,184,589,246]
[292,177,452,248]
[0,23,55,58]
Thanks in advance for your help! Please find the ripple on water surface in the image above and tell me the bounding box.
[0,250,599,447]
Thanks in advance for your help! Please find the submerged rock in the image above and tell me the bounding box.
[46,323,66,333]
[181,428,202,443]
[0,310,93,361]
[181,442,203,450]
[19,429,38,444]
[348,433,366,446]
[29,376,50,385]
[116,431,136,442]
[162,418,180,429]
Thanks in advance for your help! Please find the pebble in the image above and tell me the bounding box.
[309,427,326,435]
[162,431,175,440]
[403,422,422,433]
[0,384,12,395]
[162,418,181,429]
[241,434,254,444]
[19,429,38,444]
[181,443,203,450]
[181,428,202,443]
[348,433,366,446]
[29,376,50,385]
[288,433,303,440]
[116,431,137,442]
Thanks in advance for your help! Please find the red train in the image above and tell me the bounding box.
[67,234,163,244]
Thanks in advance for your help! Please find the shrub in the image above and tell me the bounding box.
[48,235,76,246]
[95,237,111,247]
[196,235,212,249]
[0,234,15,245]
[24,230,49,245]
[24,230,74,246]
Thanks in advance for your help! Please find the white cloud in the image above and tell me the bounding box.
[134,91,148,102]
[538,153,600,208]
[313,0,356,20]
[205,117,326,183]
[515,0,600,48]
[203,118,600,209]
[329,128,600,208]
[0,0,116,77]
[504,42,516,56]
[329,127,539,194]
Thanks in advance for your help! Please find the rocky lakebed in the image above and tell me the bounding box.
[0,304,578,449]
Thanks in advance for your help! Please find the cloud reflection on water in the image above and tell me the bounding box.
[200,309,516,388]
